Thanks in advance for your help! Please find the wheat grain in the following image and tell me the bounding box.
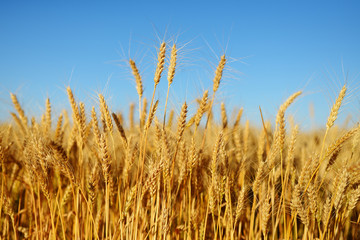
[54,114,63,143]
[212,55,226,93]
[112,112,127,146]
[154,42,166,85]
[45,98,51,135]
[176,102,187,143]
[167,44,177,85]
[326,85,347,130]
[144,100,159,131]
[99,94,113,133]
[195,90,208,128]
[221,102,228,129]
[10,93,27,126]
[129,59,143,99]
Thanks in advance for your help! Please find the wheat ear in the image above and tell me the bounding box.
[129,59,143,127]
[129,103,135,130]
[233,107,243,128]
[305,85,349,194]
[112,112,127,146]
[54,114,63,143]
[129,59,143,99]
[213,55,226,93]
[194,90,209,131]
[91,106,101,147]
[10,93,28,126]
[163,44,177,128]
[275,91,302,152]
[176,102,187,144]
[99,94,113,133]
[154,42,166,86]
[45,98,51,135]
[201,55,226,149]
[144,100,159,132]
[66,87,80,127]
[326,84,347,130]
[221,102,228,129]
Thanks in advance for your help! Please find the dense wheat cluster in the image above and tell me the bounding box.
[1,42,360,240]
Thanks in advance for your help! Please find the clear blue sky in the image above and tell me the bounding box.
[1,1,360,129]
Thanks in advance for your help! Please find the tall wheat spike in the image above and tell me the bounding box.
[326,84,347,130]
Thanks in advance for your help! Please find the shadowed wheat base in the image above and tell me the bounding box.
[1,42,360,240]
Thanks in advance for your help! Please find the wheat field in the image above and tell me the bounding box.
[1,42,360,240]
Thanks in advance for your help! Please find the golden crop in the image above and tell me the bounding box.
[1,42,360,240]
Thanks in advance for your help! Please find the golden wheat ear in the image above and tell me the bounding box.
[154,42,166,86]
[275,91,302,152]
[144,100,159,131]
[98,94,113,133]
[44,98,51,135]
[212,55,226,93]
[194,90,209,129]
[167,44,177,85]
[129,59,143,99]
[10,93,28,127]
[326,84,347,130]
[112,112,127,146]
[221,102,228,129]
[176,102,187,144]
[163,44,177,128]
[129,59,143,130]
[66,87,80,127]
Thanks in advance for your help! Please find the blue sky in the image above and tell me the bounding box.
[1,1,360,129]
